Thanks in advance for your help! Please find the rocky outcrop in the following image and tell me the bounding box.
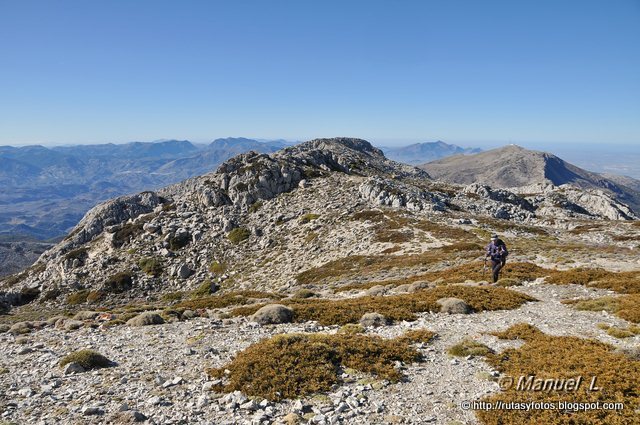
[43,191,165,261]
[358,177,446,212]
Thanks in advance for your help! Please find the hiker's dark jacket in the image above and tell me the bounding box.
[485,239,508,261]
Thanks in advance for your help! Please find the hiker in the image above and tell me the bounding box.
[485,234,508,283]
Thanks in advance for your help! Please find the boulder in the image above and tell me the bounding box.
[365,285,388,297]
[436,297,471,314]
[251,304,294,325]
[63,362,86,375]
[359,312,391,327]
[174,264,192,280]
[64,320,84,331]
[127,312,165,327]
[408,281,432,292]
[9,321,33,335]
[73,311,100,321]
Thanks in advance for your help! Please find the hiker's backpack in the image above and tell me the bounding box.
[488,239,508,259]
[495,239,508,257]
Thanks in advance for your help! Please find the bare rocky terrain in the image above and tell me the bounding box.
[1,138,639,424]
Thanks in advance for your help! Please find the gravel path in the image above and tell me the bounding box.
[1,281,637,425]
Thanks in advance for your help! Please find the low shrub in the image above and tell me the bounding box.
[113,222,144,248]
[103,271,133,293]
[397,329,436,345]
[299,213,320,224]
[327,261,544,292]
[248,201,263,213]
[138,258,162,276]
[208,261,226,274]
[606,327,635,338]
[207,332,421,401]
[546,267,640,294]
[447,339,493,357]
[175,290,282,311]
[478,324,640,425]
[162,292,185,302]
[337,323,365,335]
[64,247,88,261]
[67,290,89,305]
[59,349,112,370]
[191,279,217,298]
[565,294,640,323]
[228,227,251,244]
[127,312,164,326]
[293,289,317,299]
[86,291,105,303]
[496,278,521,287]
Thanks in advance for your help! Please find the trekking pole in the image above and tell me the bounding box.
[482,256,487,278]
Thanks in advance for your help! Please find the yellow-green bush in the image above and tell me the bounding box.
[565,294,640,323]
[228,227,251,244]
[59,349,111,370]
[447,339,493,357]
[138,257,162,276]
[478,324,640,425]
[207,333,421,401]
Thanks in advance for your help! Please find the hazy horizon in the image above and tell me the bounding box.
[3,136,640,179]
[4,137,639,152]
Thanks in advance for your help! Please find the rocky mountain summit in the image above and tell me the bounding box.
[1,138,639,425]
[420,144,640,215]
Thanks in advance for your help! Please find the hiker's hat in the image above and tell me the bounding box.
[491,234,498,240]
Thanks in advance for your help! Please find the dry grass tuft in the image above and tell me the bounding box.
[546,267,640,294]
[206,332,422,401]
[103,271,133,293]
[606,327,636,338]
[447,339,493,357]
[66,290,89,305]
[175,290,282,311]
[138,257,162,276]
[478,324,640,425]
[227,227,251,244]
[564,294,640,323]
[299,213,320,224]
[59,349,112,370]
[396,329,437,345]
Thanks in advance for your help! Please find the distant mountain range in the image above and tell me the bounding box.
[0,138,292,241]
[381,141,481,165]
[420,144,640,213]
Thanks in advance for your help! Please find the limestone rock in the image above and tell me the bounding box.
[127,312,165,326]
[251,304,294,325]
[437,297,471,314]
[359,312,391,327]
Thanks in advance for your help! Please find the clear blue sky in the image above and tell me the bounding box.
[1,0,639,147]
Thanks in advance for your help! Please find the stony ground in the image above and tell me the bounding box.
[1,278,636,425]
